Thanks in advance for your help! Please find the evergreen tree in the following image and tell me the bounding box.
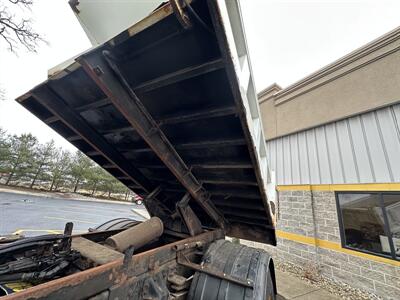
[48,149,71,191]
[5,133,37,185]
[0,128,11,180]
[69,151,93,193]
[0,129,133,200]
[97,169,116,198]
[86,165,104,195]
[29,140,56,188]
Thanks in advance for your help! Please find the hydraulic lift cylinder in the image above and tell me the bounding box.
[105,217,164,252]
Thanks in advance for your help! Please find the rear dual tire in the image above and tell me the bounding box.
[188,239,276,300]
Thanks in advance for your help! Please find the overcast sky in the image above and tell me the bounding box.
[0,0,399,151]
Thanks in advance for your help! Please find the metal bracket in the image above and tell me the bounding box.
[123,246,135,268]
[169,0,192,29]
[177,252,253,289]
[177,192,191,207]
[174,240,204,251]
[144,186,173,220]
[60,222,73,252]
[176,193,203,236]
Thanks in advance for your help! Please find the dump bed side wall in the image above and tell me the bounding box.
[17,0,276,244]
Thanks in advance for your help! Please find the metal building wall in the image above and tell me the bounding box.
[266,103,400,185]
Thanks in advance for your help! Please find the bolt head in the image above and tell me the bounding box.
[93,66,103,76]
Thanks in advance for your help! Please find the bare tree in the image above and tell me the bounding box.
[0,0,43,52]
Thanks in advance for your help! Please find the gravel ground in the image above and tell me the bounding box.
[275,261,381,300]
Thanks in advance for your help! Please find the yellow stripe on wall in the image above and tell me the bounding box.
[276,230,400,267]
[276,183,400,192]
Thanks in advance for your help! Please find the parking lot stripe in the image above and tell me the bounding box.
[12,229,62,234]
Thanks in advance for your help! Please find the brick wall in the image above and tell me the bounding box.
[241,190,400,300]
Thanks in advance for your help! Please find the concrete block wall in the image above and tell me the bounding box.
[311,191,341,243]
[241,189,400,299]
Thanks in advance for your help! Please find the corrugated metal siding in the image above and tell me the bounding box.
[266,103,400,185]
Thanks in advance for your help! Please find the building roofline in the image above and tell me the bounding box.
[258,83,282,97]
[258,83,282,103]
[266,99,400,142]
[258,26,400,105]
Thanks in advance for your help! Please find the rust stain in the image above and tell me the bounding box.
[3,230,224,299]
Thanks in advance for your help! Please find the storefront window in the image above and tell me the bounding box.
[336,192,400,260]
[382,194,400,258]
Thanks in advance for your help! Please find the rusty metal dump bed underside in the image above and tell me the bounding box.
[17,0,275,244]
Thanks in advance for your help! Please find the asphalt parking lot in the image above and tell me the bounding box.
[0,190,145,237]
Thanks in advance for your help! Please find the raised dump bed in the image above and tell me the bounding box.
[17,0,276,244]
[2,1,278,299]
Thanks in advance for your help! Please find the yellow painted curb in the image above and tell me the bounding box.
[277,183,400,192]
[12,229,62,235]
[276,230,400,267]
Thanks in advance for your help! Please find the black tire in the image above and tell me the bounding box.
[188,239,276,300]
